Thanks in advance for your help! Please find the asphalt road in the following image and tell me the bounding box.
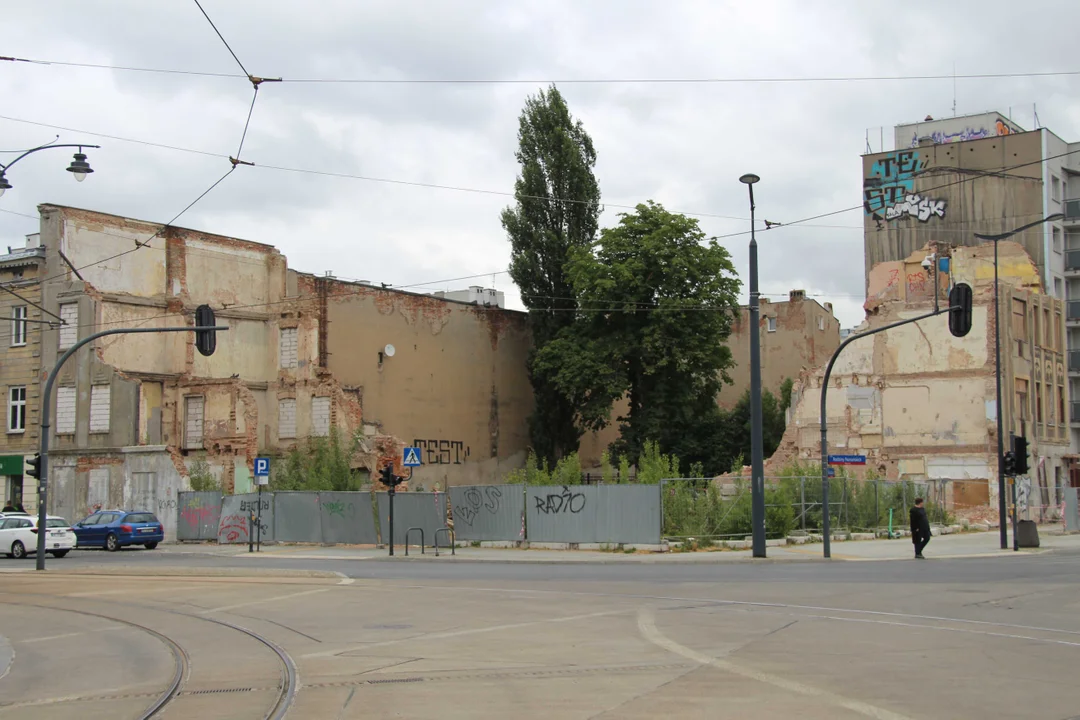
[2,548,1079,718]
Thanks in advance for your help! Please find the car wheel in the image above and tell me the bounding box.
[51,550,69,558]
[105,533,120,552]
[11,541,26,560]
[144,542,158,550]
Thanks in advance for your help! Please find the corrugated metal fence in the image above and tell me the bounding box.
[186,485,664,546]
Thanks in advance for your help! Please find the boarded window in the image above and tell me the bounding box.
[184,396,204,449]
[89,385,110,433]
[279,327,298,369]
[56,386,76,435]
[58,303,78,349]
[312,396,331,437]
[279,398,297,439]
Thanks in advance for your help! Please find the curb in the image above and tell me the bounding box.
[38,566,345,579]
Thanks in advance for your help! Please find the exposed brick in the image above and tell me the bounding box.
[278,398,297,439]
[58,303,78,349]
[279,327,298,369]
[312,396,331,437]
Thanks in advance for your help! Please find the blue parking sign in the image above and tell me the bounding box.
[254,457,270,477]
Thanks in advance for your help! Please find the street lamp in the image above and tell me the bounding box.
[976,213,1063,551]
[739,172,767,558]
[0,141,100,197]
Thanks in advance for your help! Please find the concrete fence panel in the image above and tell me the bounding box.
[273,492,323,543]
[376,492,447,546]
[217,492,274,544]
[319,492,379,545]
[449,485,524,542]
[1066,487,1079,533]
[177,492,223,541]
[526,484,662,545]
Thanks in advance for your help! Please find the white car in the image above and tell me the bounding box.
[0,515,76,559]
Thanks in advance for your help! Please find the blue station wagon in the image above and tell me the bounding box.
[72,510,164,551]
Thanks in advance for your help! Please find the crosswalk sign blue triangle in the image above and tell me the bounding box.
[403,448,421,466]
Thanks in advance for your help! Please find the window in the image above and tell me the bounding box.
[818,316,825,331]
[11,306,27,347]
[82,513,101,525]
[1055,278,1064,300]
[766,317,777,332]
[58,303,78,349]
[89,385,110,433]
[184,396,204,450]
[1054,227,1063,254]
[312,396,331,437]
[278,398,297,439]
[1036,381,1044,423]
[1052,175,1061,202]
[279,327,298,369]
[7,386,25,433]
[56,387,76,434]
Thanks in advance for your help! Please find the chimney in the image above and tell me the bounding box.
[789,289,805,302]
[824,302,834,314]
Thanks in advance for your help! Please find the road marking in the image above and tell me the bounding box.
[301,608,627,659]
[199,588,330,614]
[18,626,122,644]
[334,572,355,586]
[637,607,913,720]
[66,584,204,598]
[807,613,1080,648]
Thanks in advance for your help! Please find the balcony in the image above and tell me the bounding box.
[1073,401,1080,424]
[1066,199,1080,221]
[1068,250,1080,271]
[1071,351,1080,372]
[1069,301,1080,321]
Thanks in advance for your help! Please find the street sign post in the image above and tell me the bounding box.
[403,447,422,467]
[827,454,866,466]
[253,457,270,553]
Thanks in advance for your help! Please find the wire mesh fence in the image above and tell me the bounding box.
[659,476,990,542]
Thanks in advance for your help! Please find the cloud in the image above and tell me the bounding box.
[2,0,1079,334]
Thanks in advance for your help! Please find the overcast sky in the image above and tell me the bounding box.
[2,0,1078,328]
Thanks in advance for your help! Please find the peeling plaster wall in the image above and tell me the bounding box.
[773,244,1070,513]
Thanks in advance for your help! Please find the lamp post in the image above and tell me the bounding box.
[0,140,101,197]
[740,172,767,558]
[975,213,1063,551]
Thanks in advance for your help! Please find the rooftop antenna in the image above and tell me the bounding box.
[951,61,957,117]
[865,128,871,154]
[1034,103,1040,129]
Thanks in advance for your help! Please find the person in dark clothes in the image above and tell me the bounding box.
[1,502,15,513]
[910,497,932,558]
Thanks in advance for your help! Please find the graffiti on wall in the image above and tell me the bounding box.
[885,194,947,222]
[456,486,502,527]
[864,150,946,223]
[413,439,471,465]
[533,486,586,515]
[904,118,1015,149]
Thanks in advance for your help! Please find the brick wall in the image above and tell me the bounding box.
[89,385,110,433]
[279,327,298,369]
[58,302,78,349]
[279,398,296,438]
[184,396,204,449]
[56,386,76,434]
[312,396,330,437]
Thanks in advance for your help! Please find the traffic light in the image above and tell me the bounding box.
[380,464,393,486]
[195,304,217,357]
[948,282,973,338]
[1012,436,1029,475]
[1003,451,1016,476]
[25,453,40,480]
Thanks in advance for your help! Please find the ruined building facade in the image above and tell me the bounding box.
[34,205,532,538]
[771,242,1071,516]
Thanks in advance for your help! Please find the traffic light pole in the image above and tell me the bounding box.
[34,325,227,570]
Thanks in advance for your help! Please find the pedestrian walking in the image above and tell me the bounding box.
[910,497,932,559]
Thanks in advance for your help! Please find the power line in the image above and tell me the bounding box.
[5,56,1079,85]
[190,0,250,78]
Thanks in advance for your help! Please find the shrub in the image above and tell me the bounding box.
[187,458,221,493]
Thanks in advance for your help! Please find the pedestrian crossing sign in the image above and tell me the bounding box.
[402,447,422,467]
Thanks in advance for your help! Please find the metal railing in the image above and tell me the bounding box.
[1069,301,1080,321]
[1067,249,1080,271]
[1070,351,1080,372]
[1065,199,1080,220]
[1072,402,1080,423]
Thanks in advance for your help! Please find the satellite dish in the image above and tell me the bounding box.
[384,344,396,357]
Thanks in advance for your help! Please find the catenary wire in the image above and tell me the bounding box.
[4,56,1079,85]
[190,0,251,78]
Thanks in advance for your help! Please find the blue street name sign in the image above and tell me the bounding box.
[827,454,867,466]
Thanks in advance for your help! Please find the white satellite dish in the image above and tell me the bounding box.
[384,344,396,357]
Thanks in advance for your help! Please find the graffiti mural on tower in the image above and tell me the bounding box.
[864,150,947,223]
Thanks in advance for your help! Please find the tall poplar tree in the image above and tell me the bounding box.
[501,85,601,464]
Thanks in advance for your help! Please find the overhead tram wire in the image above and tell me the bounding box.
[4,56,1079,85]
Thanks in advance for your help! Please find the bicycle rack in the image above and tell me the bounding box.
[404,527,425,555]
[434,527,455,556]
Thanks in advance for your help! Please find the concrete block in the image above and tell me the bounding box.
[832,534,849,542]
[971,523,990,532]
[948,524,963,534]
[724,540,751,550]
[850,532,875,541]
[624,543,668,552]
[808,533,824,542]
[786,535,809,545]
[479,541,522,549]
[931,527,942,536]
[530,542,571,550]
[765,538,786,547]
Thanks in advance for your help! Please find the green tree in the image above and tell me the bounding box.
[534,201,741,469]
[268,427,361,492]
[712,385,790,474]
[501,85,601,466]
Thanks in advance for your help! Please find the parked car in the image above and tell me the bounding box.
[0,515,76,559]
[72,510,164,551]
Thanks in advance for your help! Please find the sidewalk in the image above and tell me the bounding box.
[173,525,1080,564]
